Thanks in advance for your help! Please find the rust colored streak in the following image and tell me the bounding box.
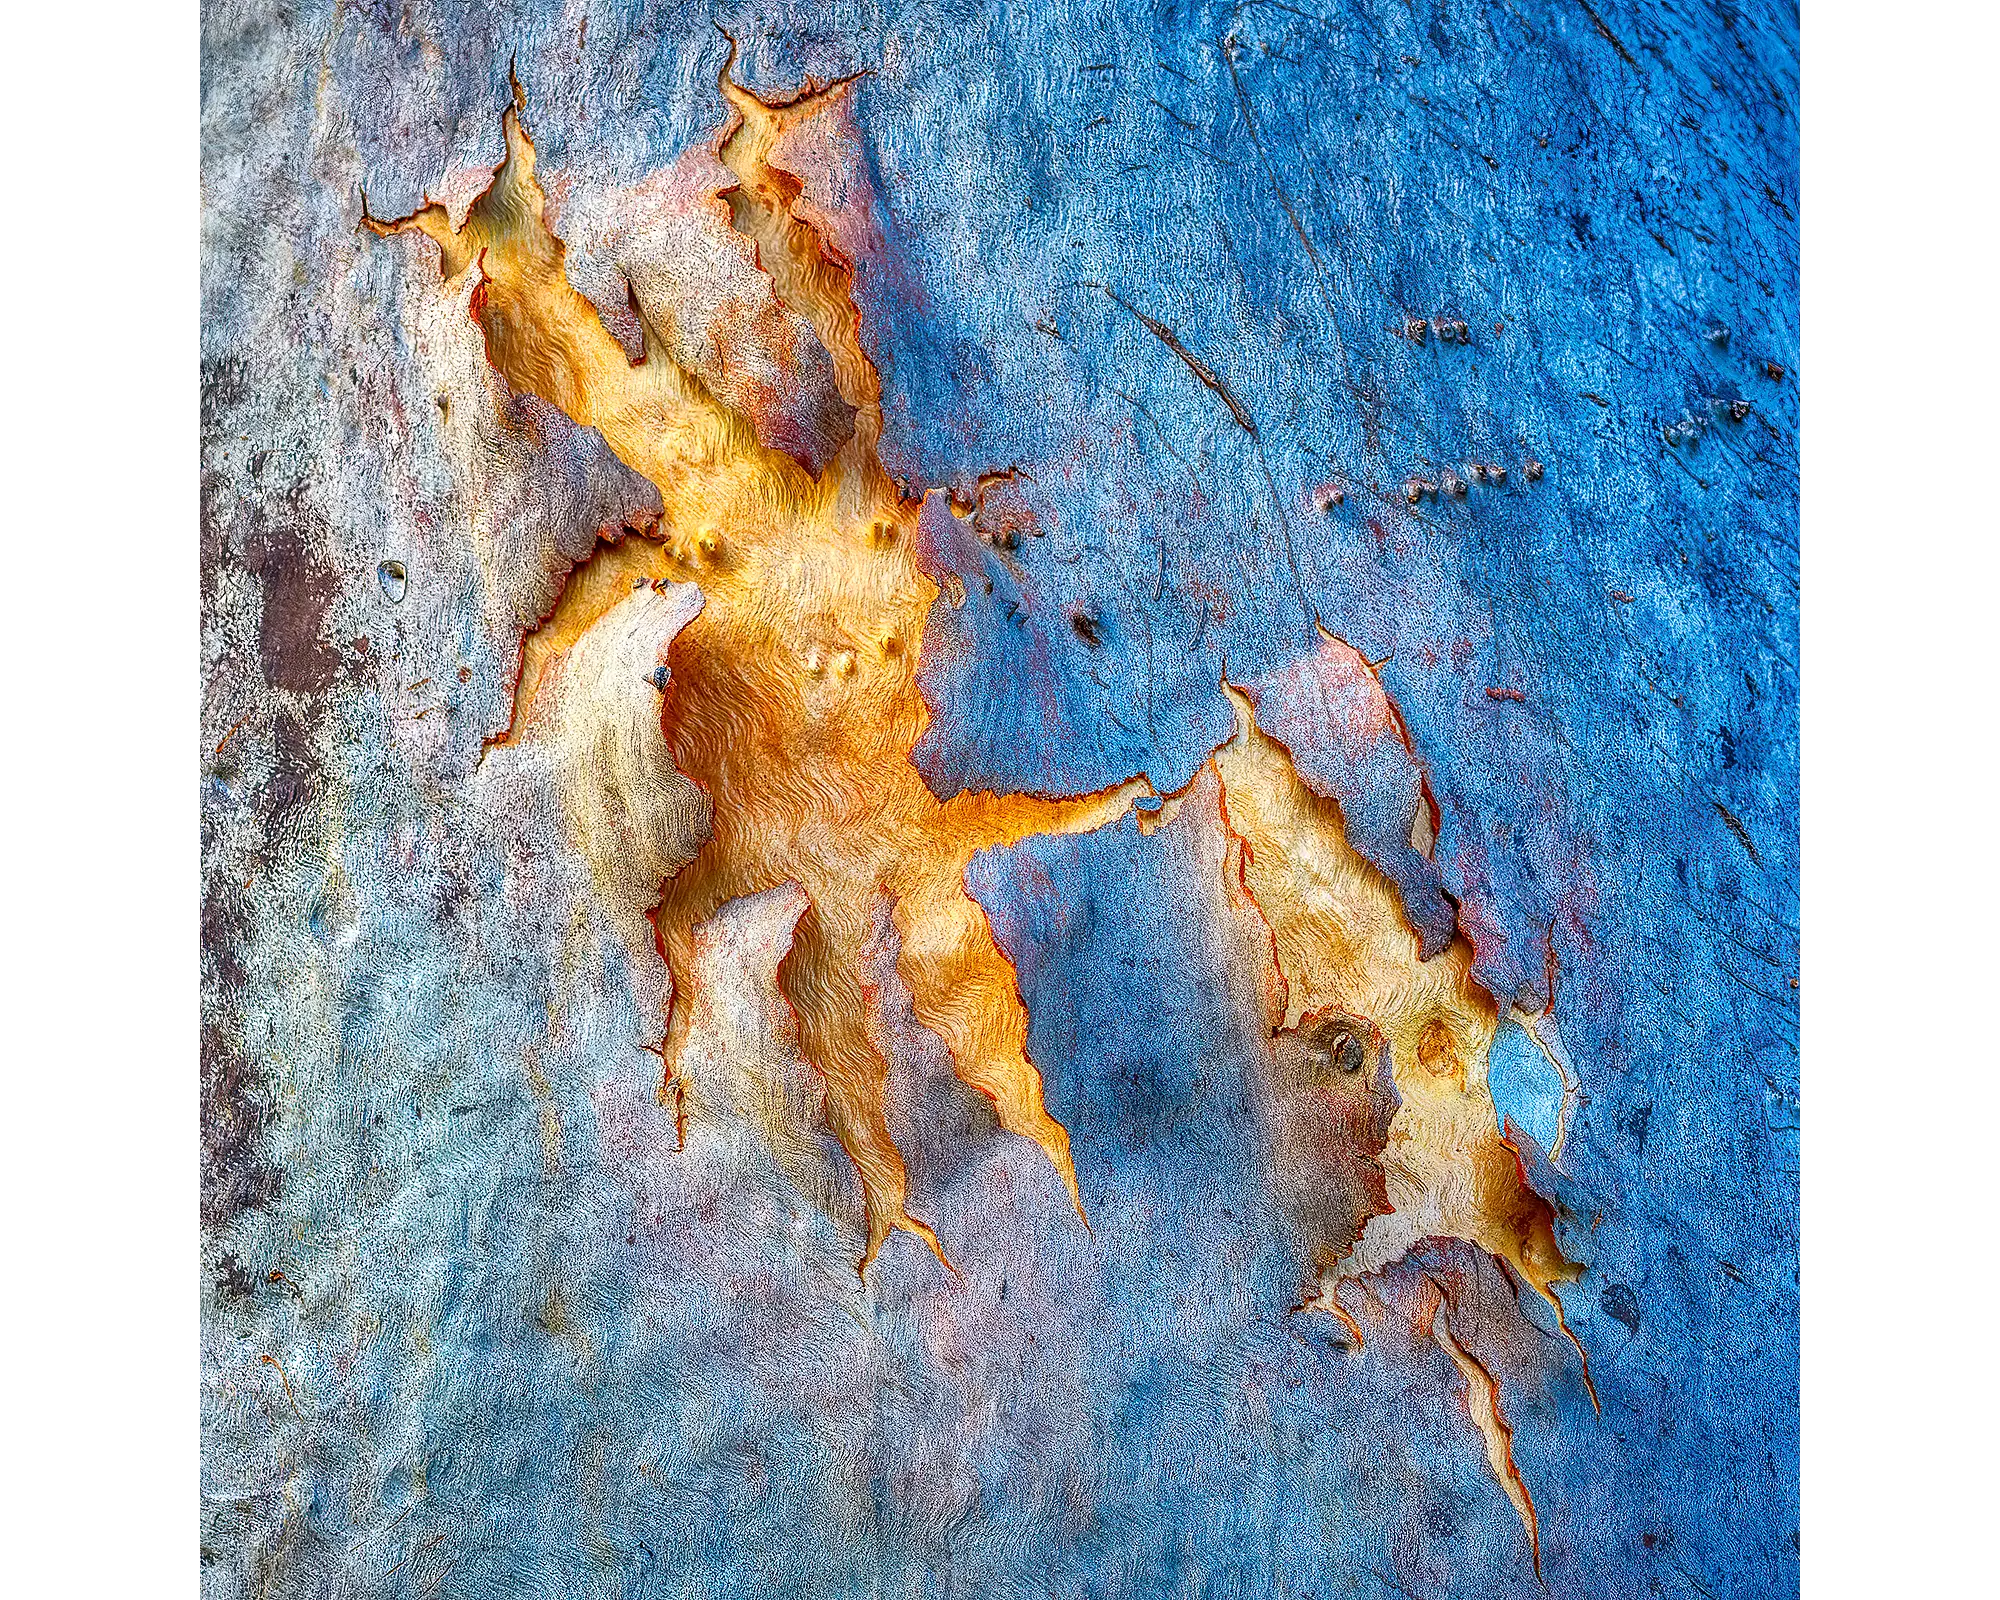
[259,1353,304,1421]
[212,708,255,756]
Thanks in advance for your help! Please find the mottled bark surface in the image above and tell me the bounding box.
[201,3,1797,1595]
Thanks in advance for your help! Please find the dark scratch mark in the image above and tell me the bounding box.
[1100,287,1258,436]
[1147,95,1203,132]
[1161,135,1239,169]
[1712,800,1761,866]
[1668,1553,1721,1600]
[1573,0,1640,69]
[383,1531,448,1583]
[1222,43,1348,357]
[1094,283,1306,628]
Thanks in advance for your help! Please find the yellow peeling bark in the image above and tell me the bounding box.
[1211,686,1581,1316]
[368,67,1145,1271]
[1431,1296,1542,1580]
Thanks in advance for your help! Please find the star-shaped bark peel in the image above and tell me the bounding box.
[366,65,1147,1271]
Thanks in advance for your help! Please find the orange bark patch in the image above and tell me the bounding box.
[368,64,1146,1271]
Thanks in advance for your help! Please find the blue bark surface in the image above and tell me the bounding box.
[201,2,1798,1595]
